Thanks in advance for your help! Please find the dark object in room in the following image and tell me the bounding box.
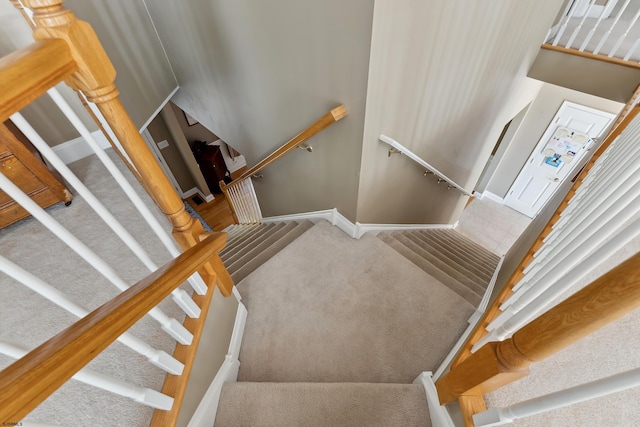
[192,140,229,193]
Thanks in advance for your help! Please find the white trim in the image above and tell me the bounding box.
[183,187,215,203]
[479,191,505,204]
[188,302,247,427]
[478,256,504,313]
[433,256,504,381]
[141,129,184,197]
[262,208,455,240]
[52,130,111,165]
[332,208,358,238]
[414,372,455,427]
[139,86,180,133]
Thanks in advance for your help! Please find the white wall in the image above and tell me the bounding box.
[356,0,563,224]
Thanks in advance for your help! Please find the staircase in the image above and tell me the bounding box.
[206,220,502,426]
[377,229,501,307]
[221,220,314,283]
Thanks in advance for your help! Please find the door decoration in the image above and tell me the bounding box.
[542,127,590,168]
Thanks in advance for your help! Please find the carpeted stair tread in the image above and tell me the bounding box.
[425,229,498,267]
[378,233,482,306]
[432,229,500,264]
[236,221,474,384]
[413,231,497,277]
[224,224,261,246]
[214,382,431,427]
[223,222,290,267]
[381,232,487,297]
[221,223,273,257]
[407,231,494,281]
[220,223,281,260]
[229,220,314,282]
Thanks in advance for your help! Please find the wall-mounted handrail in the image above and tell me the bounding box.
[223,104,347,189]
[379,135,472,196]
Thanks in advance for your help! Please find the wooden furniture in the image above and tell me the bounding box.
[0,120,72,229]
[192,142,229,193]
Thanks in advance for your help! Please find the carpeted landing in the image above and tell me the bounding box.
[215,220,476,426]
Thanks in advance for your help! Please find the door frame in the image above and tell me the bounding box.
[504,101,616,218]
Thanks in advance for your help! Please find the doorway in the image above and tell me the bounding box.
[504,101,616,218]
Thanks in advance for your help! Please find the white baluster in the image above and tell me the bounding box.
[0,172,192,345]
[483,213,640,346]
[593,0,631,54]
[609,7,640,58]
[11,109,200,319]
[624,38,640,61]
[0,256,183,374]
[43,89,207,296]
[0,341,174,410]
[473,367,640,426]
[579,1,617,51]
[552,0,583,46]
[565,0,597,48]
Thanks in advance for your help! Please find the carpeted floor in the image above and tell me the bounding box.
[0,150,188,426]
[236,220,475,384]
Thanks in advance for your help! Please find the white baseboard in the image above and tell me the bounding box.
[478,191,505,204]
[183,187,215,203]
[262,208,456,240]
[188,301,247,427]
[52,130,111,165]
[414,372,455,427]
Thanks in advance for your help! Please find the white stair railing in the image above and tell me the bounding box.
[474,367,640,426]
[545,0,640,63]
[472,110,640,351]
[0,341,174,410]
[379,135,473,196]
[225,178,262,225]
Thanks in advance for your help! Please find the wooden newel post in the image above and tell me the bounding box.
[21,0,233,295]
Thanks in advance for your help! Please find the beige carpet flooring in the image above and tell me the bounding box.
[216,382,431,427]
[0,150,186,426]
[236,220,475,384]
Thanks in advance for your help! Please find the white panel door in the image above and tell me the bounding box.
[505,101,616,218]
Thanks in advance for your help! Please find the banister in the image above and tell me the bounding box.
[0,39,77,122]
[0,232,227,423]
[378,135,473,196]
[222,104,347,189]
[436,249,640,405]
[450,104,640,369]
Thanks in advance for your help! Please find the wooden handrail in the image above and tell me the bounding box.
[20,0,230,291]
[0,39,77,122]
[221,104,347,190]
[541,43,640,70]
[436,249,640,404]
[0,232,227,423]
[450,104,640,368]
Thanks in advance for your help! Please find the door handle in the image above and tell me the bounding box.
[549,177,560,182]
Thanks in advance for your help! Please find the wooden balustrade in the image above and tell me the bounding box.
[450,104,640,369]
[0,232,227,423]
[0,39,76,122]
[436,249,640,405]
[18,0,232,295]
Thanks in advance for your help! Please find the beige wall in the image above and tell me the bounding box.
[484,83,624,198]
[0,1,177,146]
[356,0,563,224]
[529,49,640,103]
[144,0,374,221]
[170,102,218,146]
[146,114,198,193]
